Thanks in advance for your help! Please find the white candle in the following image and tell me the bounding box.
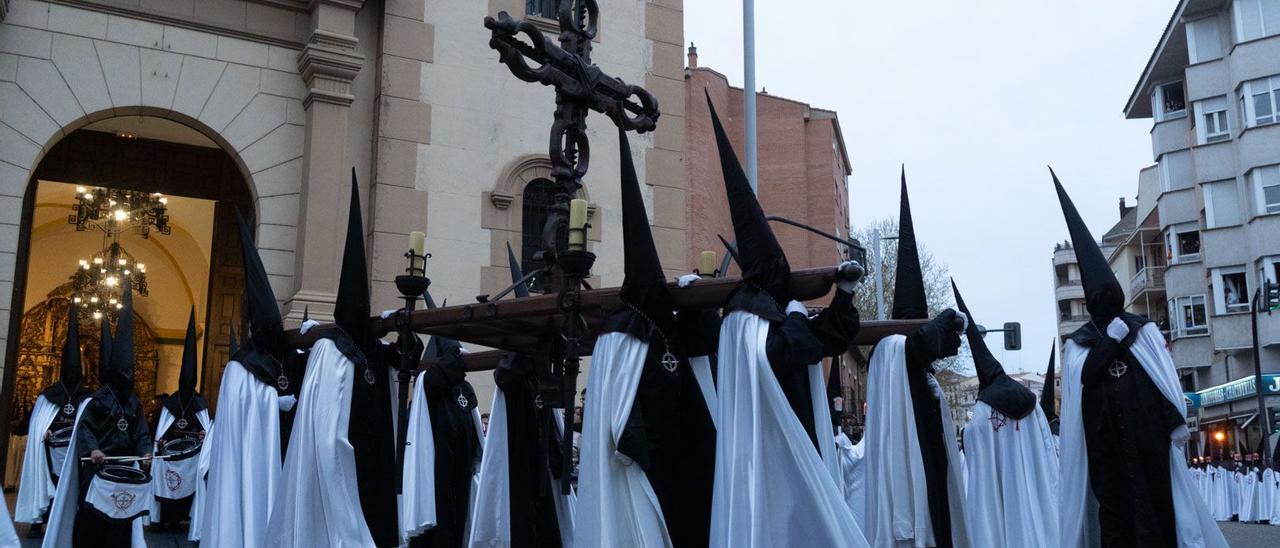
[700,250,717,276]
[409,231,426,272]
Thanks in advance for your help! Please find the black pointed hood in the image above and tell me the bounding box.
[61,302,83,387]
[178,309,199,398]
[1042,342,1058,429]
[232,209,284,386]
[98,316,112,385]
[617,127,676,333]
[107,279,136,396]
[1051,169,1125,322]
[506,242,530,299]
[952,279,1036,419]
[335,168,372,351]
[707,93,791,314]
[893,170,928,320]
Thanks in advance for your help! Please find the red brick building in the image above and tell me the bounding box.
[684,47,853,290]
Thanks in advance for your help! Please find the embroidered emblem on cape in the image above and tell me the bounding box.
[661,351,679,373]
[110,490,136,510]
[62,403,75,415]
[1108,360,1128,379]
[456,393,469,408]
[364,369,376,385]
[988,412,1007,432]
[164,469,183,491]
[176,418,188,430]
[116,418,128,432]
[277,375,290,390]
[534,394,544,409]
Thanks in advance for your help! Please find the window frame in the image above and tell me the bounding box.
[1194,96,1232,144]
[1168,294,1210,338]
[1250,164,1280,215]
[1165,223,1201,264]
[1187,16,1224,64]
[1203,178,1242,228]
[1210,265,1251,314]
[1258,256,1280,288]
[1152,81,1188,122]
[1237,75,1280,129]
[1232,0,1280,43]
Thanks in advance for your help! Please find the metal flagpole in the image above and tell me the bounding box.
[743,0,757,193]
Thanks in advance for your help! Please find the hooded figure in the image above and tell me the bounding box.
[1053,171,1225,547]
[576,128,719,547]
[411,310,484,548]
[1043,343,1060,437]
[466,247,576,548]
[952,281,1059,547]
[149,309,213,528]
[43,281,152,547]
[270,171,399,547]
[16,303,92,525]
[862,174,970,548]
[98,318,112,386]
[702,96,868,547]
[199,211,290,546]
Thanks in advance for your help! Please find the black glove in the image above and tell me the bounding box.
[906,309,964,366]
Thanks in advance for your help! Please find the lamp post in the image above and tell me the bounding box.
[393,231,430,493]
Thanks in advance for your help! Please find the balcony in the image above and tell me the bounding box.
[1055,282,1084,302]
[1129,266,1166,298]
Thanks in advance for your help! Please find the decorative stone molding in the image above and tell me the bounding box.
[490,192,514,210]
[297,41,364,107]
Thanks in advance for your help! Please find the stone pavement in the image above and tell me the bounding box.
[1220,521,1280,547]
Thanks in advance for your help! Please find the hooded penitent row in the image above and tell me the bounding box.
[10,98,1228,548]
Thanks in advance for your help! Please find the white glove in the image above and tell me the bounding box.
[836,261,859,293]
[380,309,398,319]
[953,310,969,332]
[1106,317,1129,342]
[677,274,702,288]
[277,395,297,412]
[459,346,470,355]
[785,300,809,317]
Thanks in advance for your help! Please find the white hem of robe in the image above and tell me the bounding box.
[809,362,842,492]
[709,311,869,547]
[0,480,19,547]
[40,398,146,548]
[15,396,60,523]
[1059,323,1227,548]
[266,338,376,547]
[963,402,1060,547]
[399,370,436,543]
[836,433,866,529]
[198,360,282,546]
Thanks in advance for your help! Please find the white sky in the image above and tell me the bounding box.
[685,0,1176,373]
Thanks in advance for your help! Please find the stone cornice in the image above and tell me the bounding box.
[298,42,364,107]
[307,0,365,9]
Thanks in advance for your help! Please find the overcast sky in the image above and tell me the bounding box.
[685,0,1176,373]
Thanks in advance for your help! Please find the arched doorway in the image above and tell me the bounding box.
[0,115,256,484]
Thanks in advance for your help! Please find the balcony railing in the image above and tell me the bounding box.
[1129,266,1166,295]
[1059,314,1089,322]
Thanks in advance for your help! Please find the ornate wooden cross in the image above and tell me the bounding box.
[484,0,660,493]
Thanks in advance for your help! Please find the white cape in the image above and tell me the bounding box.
[809,362,842,490]
[863,335,969,548]
[466,386,577,548]
[576,331,671,547]
[1059,323,1226,547]
[708,311,868,547]
[267,338,375,547]
[836,433,866,529]
[147,407,211,522]
[689,355,718,430]
[1268,468,1280,524]
[1240,470,1260,522]
[1210,467,1232,521]
[0,483,18,547]
[399,370,436,543]
[963,402,1060,547]
[41,398,146,548]
[198,360,283,546]
[15,395,60,523]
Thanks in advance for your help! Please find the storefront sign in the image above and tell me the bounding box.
[1188,374,1280,409]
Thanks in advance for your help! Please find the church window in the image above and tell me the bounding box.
[521,178,563,293]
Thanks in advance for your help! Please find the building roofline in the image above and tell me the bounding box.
[1124,0,1188,119]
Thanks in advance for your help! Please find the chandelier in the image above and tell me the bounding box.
[68,186,171,238]
[71,241,148,320]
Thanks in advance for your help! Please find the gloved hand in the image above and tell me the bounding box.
[299,319,319,335]
[908,308,965,363]
[278,395,297,412]
[1106,317,1130,342]
[785,300,809,317]
[677,274,702,288]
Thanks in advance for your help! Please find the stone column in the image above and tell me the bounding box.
[285,0,365,323]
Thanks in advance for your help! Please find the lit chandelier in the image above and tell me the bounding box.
[71,241,148,320]
[68,186,171,238]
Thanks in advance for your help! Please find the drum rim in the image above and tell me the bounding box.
[45,426,73,447]
[97,464,150,484]
[159,436,202,461]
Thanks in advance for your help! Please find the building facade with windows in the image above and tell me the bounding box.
[1124,0,1280,457]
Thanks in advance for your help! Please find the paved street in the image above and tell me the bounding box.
[1221,521,1280,547]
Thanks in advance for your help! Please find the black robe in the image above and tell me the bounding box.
[1073,319,1183,547]
[903,332,954,548]
[411,345,481,548]
[494,355,564,548]
[153,391,208,523]
[72,387,152,546]
[346,340,400,547]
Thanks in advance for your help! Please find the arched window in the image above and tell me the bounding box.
[521,178,563,293]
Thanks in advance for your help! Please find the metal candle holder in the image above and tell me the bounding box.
[393,248,431,493]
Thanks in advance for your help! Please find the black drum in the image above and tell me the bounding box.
[86,464,152,521]
[159,436,202,462]
[44,426,73,480]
